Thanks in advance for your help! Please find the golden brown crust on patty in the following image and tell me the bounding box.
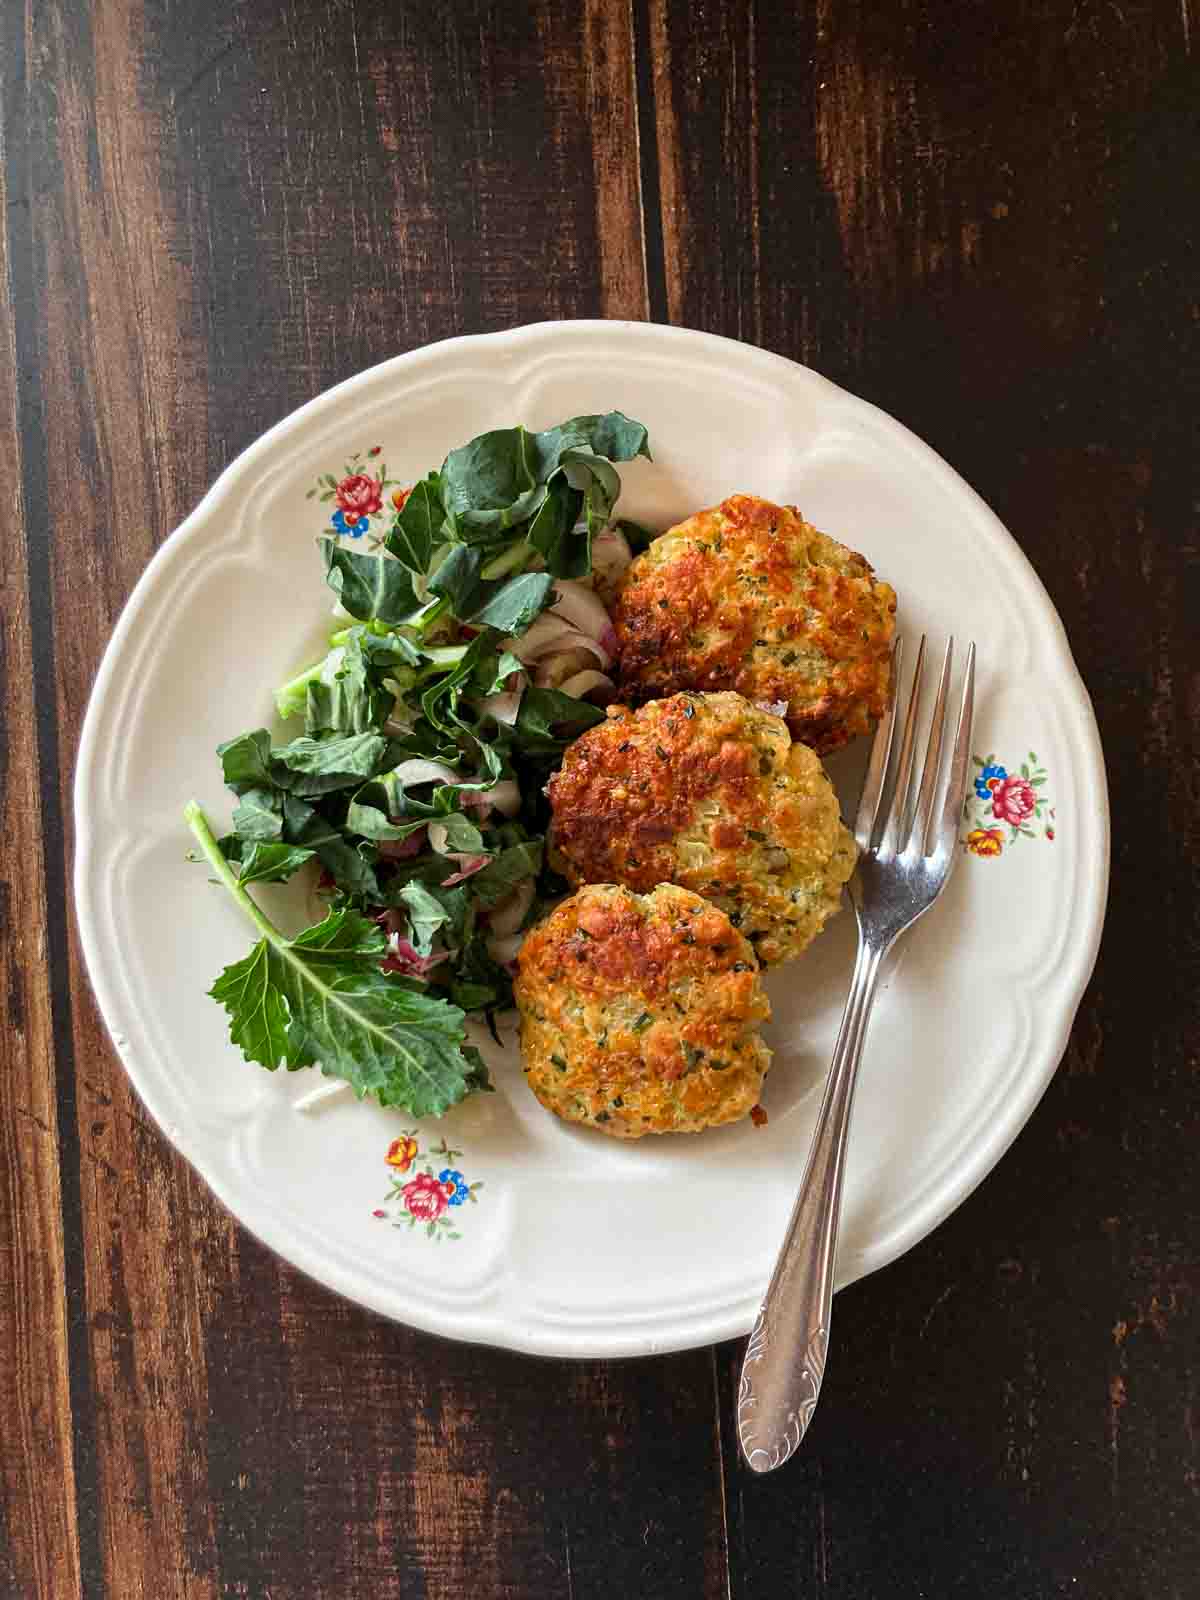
[547,692,855,966]
[515,883,771,1138]
[612,494,897,754]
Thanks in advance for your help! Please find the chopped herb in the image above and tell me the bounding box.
[611,1095,624,1109]
[550,1054,568,1071]
[682,1043,705,1070]
[681,932,696,946]
[781,650,798,667]
[747,829,767,842]
[732,961,751,972]
[631,1011,653,1032]
[594,1111,611,1124]
[657,598,670,609]
[683,703,695,719]
[655,744,670,760]
[618,741,632,752]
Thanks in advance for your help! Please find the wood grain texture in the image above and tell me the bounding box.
[10,1,725,1596]
[0,21,82,1596]
[4,0,1198,1594]
[650,0,1199,1594]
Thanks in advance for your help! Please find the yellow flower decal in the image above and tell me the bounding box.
[385,1134,419,1172]
[965,828,1005,857]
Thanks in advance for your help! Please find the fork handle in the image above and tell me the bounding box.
[736,931,885,1473]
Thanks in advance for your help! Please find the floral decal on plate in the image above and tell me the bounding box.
[373,1132,483,1241]
[964,751,1055,857]
[305,445,410,541]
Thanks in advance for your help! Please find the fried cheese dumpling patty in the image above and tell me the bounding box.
[613,493,897,754]
[548,692,856,967]
[515,883,771,1138]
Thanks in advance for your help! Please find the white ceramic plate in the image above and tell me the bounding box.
[75,321,1108,1357]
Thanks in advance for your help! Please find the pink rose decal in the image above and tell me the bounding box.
[990,774,1037,826]
[334,472,383,524]
[402,1171,449,1222]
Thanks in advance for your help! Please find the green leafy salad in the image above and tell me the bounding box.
[185,412,651,1119]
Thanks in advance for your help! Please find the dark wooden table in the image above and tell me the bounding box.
[3,3,1198,1596]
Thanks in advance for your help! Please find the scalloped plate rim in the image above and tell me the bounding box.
[73,319,1109,1359]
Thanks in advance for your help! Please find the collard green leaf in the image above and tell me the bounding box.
[386,474,443,571]
[514,686,606,753]
[467,840,543,908]
[188,803,478,1117]
[217,729,275,795]
[322,539,422,624]
[440,426,544,534]
[343,773,433,841]
[428,542,486,615]
[438,413,648,544]
[526,473,583,576]
[396,881,451,956]
[272,732,391,797]
[468,572,556,636]
[430,813,486,855]
[420,634,494,738]
[231,787,284,841]
[447,933,514,1014]
[218,839,316,885]
[209,909,475,1114]
[483,650,524,695]
[282,802,381,900]
[302,629,419,737]
[536,412,651,468]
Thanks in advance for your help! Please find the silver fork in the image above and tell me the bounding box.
[736,635,976,1474]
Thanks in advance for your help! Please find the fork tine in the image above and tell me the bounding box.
[936,641,976,859]
[909,638,953,856]
[877,635,926,857]
[854,636,903,850]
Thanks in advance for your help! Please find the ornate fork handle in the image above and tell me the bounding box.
[737,634,975,1473]
[736,934,885,1472]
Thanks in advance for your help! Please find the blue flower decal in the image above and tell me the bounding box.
[331,507,369,538]
[439,1168,469,1206]
[975,762,1007,800]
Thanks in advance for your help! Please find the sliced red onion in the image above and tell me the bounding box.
[377,828,427,859]
[392,758,462,787]
[590,524,634,583]
[546,579,615,648]
[484,778,521,817]
[558,669,615,702]
[440,855,490,887]
[426,821,452,854]
[509,612,591,663]
[382,937,449,980]
[486,878,535,937]
[756,700,790,719]
[487,931,525,967]
[533,645,601,689]
[478,689,523,725]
